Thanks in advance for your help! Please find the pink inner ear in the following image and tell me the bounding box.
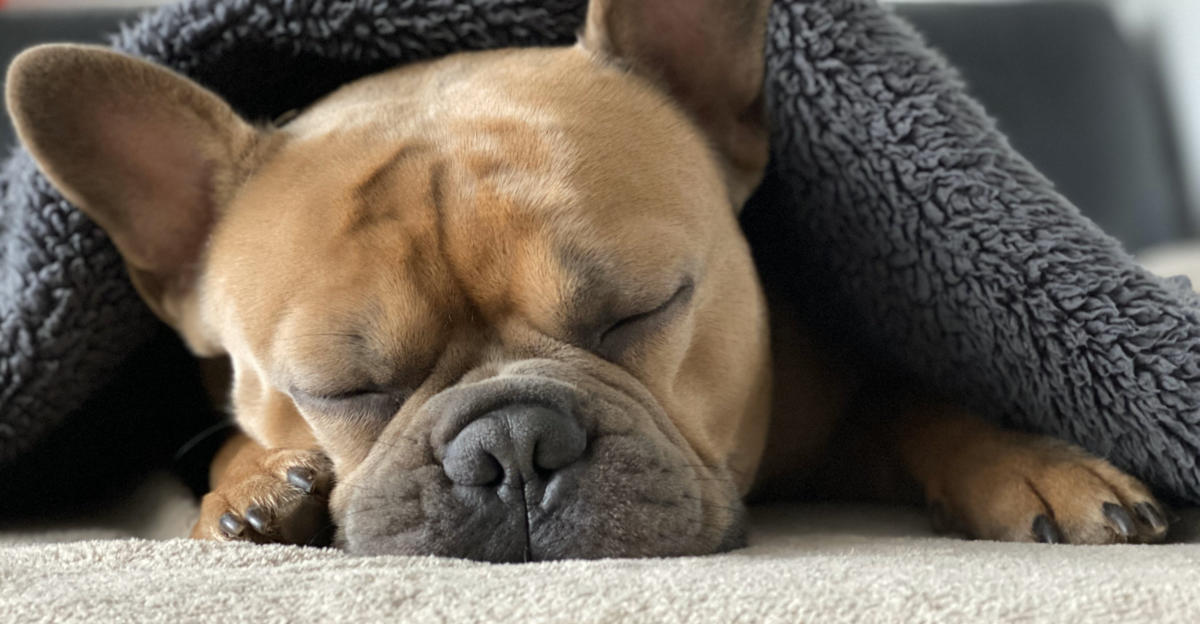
[644,0,707,62]
[608,0,750,122]
[95,106,216,274]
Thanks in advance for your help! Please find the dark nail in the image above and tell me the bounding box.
[1033,514,1062,544]
[1134,502,1168,532]
[244,505,271,534]
[1102,502,1135,537]
[218,512,245,537]
[287,467,316,494]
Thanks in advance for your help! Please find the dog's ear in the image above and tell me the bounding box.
[582,0,771,206]
[6,44,264,351]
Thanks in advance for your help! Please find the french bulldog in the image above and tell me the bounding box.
[6,0,1169,560]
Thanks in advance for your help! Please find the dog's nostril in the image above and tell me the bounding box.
[443,449,503,487]
[442,404,586,488]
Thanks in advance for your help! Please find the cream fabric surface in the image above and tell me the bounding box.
[3,474,1200,624]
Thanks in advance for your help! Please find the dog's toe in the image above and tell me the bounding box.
[244,504,271,534]
[287,466,316,493]
[1101,502,1135,538]
[235,495,331,545]
[193,449,334,546]
[924,436,1170,545]
[1031,514,1062,544]
[218,511,246,538]
[1134,501,1169,533]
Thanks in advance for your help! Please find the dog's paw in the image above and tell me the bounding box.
[925,436,1170,544]
[191,449,335,546]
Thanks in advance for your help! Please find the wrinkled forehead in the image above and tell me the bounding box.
[205,46,728,350]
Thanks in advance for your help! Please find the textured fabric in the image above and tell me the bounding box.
[892,2,1190,253]
[3,0,1200,503]
[0,146,157,462]
[4,479,1200,624]
[745,1,1200,501]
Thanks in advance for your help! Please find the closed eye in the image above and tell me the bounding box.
[289,385,407,420]
[315,388,386,402]
[596,279,694,357]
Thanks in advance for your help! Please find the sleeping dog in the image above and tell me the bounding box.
[5,0,1168,559]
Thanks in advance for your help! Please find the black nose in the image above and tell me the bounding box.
[442,404,586,487]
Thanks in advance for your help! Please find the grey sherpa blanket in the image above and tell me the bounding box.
[4,0,1200,503]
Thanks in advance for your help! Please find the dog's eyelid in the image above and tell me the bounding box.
[596,278,694,349]
[324,388,382,401]
[289,384,404,404]
[623,278,693,321]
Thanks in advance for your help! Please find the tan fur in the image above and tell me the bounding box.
[5,0,1169,553]
[190,433,331,543]
[895,405,1164,543]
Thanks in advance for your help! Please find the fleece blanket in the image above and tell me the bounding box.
[4,473,1200,624]
[4,0,1200,504]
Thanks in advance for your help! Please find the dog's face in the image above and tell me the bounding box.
[7,0,772,560]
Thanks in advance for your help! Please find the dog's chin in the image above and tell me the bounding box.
[336,505,747,562]
[330,435,746,561]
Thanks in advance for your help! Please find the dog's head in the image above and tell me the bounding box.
[7,0,773,560]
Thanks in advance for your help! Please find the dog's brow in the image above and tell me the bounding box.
[344,142,432,233]
[555,244,611,322]
[555,243,690,339]
[287,326,397,394]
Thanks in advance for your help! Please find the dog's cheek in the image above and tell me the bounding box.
[326,420,440,544]
[327,476,353,528]
[302,412,389,477]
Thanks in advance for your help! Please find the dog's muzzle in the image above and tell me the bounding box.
[334,365,744,562]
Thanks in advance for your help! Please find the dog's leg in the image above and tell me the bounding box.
[190,431,334,545]
[890,404,1170,544]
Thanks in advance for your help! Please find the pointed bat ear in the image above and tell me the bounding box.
[6,44,266,345]
[582,0,771,206]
